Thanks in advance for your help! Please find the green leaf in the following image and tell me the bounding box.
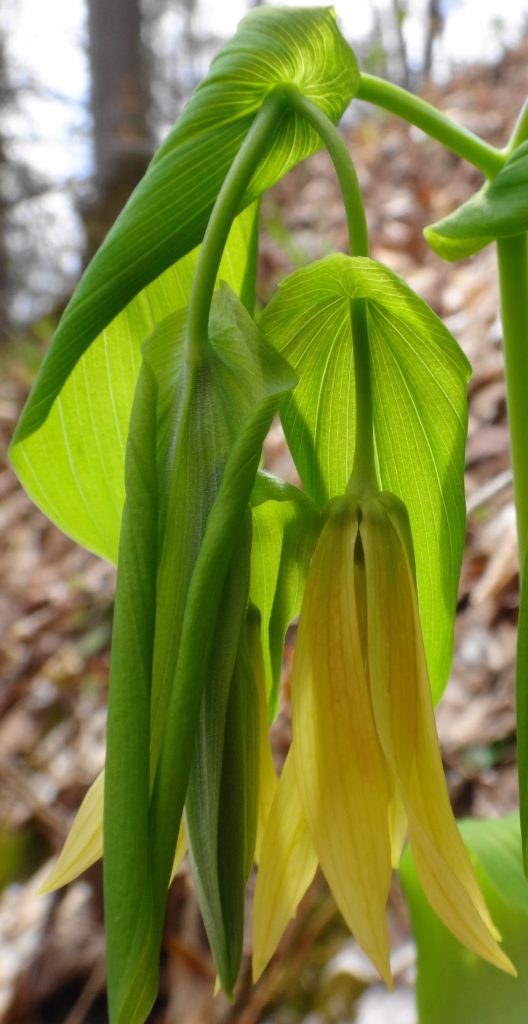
[250,472,319,718]
[425,141,528,261]
[13,6,358,446]
[401,816,528,1024]
[185,517,254,995]
[10,207,258,563]
[517,546,528,875]
[108,284,295,1024]
[103,360,159,1022]
[260,253,470,700]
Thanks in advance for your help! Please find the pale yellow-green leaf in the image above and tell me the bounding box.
[41,769,187,893]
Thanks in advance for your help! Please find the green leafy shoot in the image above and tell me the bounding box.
[425,140,528,261]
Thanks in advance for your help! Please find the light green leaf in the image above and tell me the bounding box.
[13,6,358,446]
[108,284,295,1024]
[517,546,528,876]
[10,208,257,562]
[401,816,528,1024]
[425,141,528,261]
[250,472,319,718]
[260,253,470,700]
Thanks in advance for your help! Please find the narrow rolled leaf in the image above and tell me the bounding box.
[250,472,319,717]
[401,816,527,1024]
[13,6,358,445]
[215,618,260,995]
[103,359,159,1023]
[245,607,278,857]
[260,254,470,700]
[518,546,528,875]
[10,207,257,562]
[252,748,317,981]
[425,141,528,261]
[185,518,254,995]
[110,285,295,1024]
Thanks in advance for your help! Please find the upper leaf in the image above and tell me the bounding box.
[259,254,470,700]
[13,6,358,444]
[401,816,528,1024]
[10,208,257,562]
[425,141,528,261]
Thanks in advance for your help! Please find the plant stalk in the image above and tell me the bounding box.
[185,92,283,365]
[497,233,528,560]
[285,89,378,497]
[357,73,504,179]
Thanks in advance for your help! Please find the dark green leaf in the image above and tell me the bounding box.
[103,361,159,1022]
[425,141,528,261]
[260,254,470,700]
[185,517,254,995]
[401,816,528,1024]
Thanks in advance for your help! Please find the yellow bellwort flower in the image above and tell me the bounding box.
[253,491,515,985]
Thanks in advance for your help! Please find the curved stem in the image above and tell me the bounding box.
[357,73,505,179]
[185,92,283,365]
[285,90,378,496]
[285,89,369,257]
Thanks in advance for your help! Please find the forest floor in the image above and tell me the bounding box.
[0,40,527,1024]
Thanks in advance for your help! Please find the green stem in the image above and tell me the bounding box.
[285,89,369,257]
[185,92,283,365]
[506,98,528,154]
[497,233,528,560]
[357,73,505,179]
[285,89,378,497]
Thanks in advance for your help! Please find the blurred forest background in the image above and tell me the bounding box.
[0,1,528,1021]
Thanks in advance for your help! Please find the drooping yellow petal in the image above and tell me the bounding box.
[41,769,186,893]
[40,770,104,893]
[292,504,393,986]
[252,748,317,981]
[246,612,278,862]
[361,498,515,976]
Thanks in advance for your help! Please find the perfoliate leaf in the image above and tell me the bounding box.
[425,141,528,261]
[401,816,528,1024]
[260,254,470,701]
[13,6,358,447]
[107,284,295,1024]
[10,208,257,562]
[250,472,319,718]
